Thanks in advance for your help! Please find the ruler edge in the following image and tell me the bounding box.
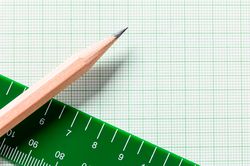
[0,74,199,165]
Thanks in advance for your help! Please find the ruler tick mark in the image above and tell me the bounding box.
[15,150,20,163]
[137,141,144,155]
[163,153,170,166]
[33,158,38,166]
[30,157,35,166]
[13,147,19,162]
[123,135,131,151]
[3,145,9,157]
[44,100,53,116]
[37,158,41,166]
[0,144,6,156]
[10,146,17,160]
[6,81,13,95]
[178,158,183,166]
[23,87,27,93]
[97,123,105,139]
[21,152,26,165]
[27,153,33,166]
[16,150,21,163]
[24,150,32,166]
[84,117,92,131]
[0,138,6,152]
[6,147,13,159]
[40,158,44,166]
[149,147,157,163]
[71,111,79,128]
[18,151,24,164]
[58,105,66,119]
[5,146,11,158]
[111,129,118,143]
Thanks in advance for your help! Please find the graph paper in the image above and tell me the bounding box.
[0,0,250,165]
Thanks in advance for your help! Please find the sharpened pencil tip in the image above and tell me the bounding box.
[113,27,128,38]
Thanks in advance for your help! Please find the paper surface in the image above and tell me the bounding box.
[1,0,250,165]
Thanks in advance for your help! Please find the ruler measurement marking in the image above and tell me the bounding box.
[13,147,19,162]
[0,138,6,152]
[149,147,157,163]
[55,161,59,166]
[8,146,15,160]
[163,153,170,166]
[6,81,13,95]
[33,158,38,166]
[0,142,6,156]
[30,157,35,166]
[97,123,105,139]
[27,153,33,166]
[10,146,17,160]
[27,156,33,166]
[137,141,144,155]
[16,150,22,164]
[84,117,92,131]
[5,146,12,159]
[15,150,20,163]
[21,153,27,165]
[178,158,183,166]
[37,158,41,166]
[23,87,27,93]
[58,105,66,119]
[19,152,24,165]
[40,158,44,166]
[70,111,79,128]
[3,145,9,157]
[111,129,118,143]
[37,159,41,166]
[24,150,32,166]
[6,146,12,158]
[6,147,14,159]
[123,135,131,151]
[44,100,53,116]
[5,146,11,158]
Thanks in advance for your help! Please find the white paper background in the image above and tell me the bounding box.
[1,0,250,165]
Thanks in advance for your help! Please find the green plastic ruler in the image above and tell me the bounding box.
[0,74,198,166]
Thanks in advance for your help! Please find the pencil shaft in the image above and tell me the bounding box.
[0,36,117,137]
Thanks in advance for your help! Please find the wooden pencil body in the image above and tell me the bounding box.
[0,36,116,137]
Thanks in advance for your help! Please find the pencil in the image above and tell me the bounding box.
[0,27,127,137]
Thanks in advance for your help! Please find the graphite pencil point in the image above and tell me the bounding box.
[113,27,128,38]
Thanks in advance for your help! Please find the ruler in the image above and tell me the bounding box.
[0,74,198,166]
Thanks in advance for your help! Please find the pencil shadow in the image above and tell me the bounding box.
[57,49,129,110]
